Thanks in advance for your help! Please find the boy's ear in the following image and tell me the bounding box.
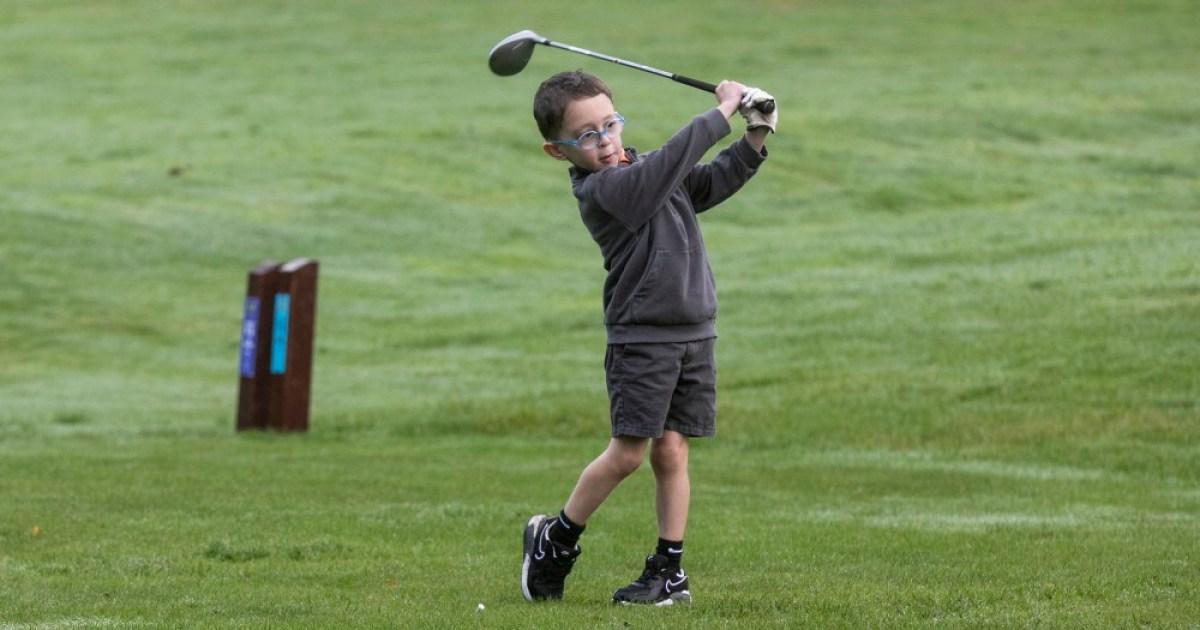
[542,142,569,161]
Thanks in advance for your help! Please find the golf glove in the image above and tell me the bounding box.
[739,87,777,133]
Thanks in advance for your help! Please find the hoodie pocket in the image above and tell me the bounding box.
[630,248,716,325]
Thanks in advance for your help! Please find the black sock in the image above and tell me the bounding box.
[656,538,683,568]
[548,510,585,547]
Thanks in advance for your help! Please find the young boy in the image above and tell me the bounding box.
[521,70,775,606]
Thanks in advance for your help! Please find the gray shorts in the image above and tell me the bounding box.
[604,338,717,438]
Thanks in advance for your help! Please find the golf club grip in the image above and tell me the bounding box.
[672,74,717,93]
[672,74,776,115]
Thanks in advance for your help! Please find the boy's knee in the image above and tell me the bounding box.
[605,440,645,476]
[611,449,642,476]
[650,439,688,473]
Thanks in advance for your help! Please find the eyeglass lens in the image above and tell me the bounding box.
[579,116,623,149]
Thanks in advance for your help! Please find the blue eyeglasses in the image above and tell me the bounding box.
[552,114,625,150]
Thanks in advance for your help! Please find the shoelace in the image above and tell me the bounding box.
[633,563,663,586]
[540,548,577,580]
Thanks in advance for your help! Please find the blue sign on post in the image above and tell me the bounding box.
[270,293,290,375]
[237,258,317,433]
[239,296,261,378]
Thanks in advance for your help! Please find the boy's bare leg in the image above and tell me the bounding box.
[562,436,648,524]
[649,430,690,541]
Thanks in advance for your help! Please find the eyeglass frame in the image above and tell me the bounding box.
[551,113,626,150]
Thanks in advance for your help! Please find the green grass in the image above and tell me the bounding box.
[2,0,1198,627]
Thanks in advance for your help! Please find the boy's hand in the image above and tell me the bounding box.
[739,87,777,133]
[714,80,747,118]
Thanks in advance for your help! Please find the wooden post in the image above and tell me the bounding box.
[266,258,319,432]
[236,261,282,431]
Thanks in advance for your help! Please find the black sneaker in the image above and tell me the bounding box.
[521,514,581,601]
[612,554,692,606]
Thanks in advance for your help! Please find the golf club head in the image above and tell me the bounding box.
[488,30,544,76]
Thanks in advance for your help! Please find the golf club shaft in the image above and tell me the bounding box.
[542,39,774,114]
[543,38,674,80]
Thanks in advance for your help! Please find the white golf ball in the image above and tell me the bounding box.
[476,603,485,612]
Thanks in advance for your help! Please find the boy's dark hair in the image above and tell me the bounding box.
[533,70,612,140]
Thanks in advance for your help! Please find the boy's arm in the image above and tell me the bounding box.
[684,129,769,214]
[583,109,731,232]
[582,82,747,232]
[744,126,770,153]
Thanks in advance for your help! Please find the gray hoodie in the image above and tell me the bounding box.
[570,108,767,344]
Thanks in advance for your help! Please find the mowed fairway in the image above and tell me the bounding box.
[2,0,1198,627]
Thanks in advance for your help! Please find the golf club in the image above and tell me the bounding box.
[488,30,775,115]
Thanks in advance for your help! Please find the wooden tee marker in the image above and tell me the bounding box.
[236,258,319,432]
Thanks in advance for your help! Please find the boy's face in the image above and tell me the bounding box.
[542,94,624,172]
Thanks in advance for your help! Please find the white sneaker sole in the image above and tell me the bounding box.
[520,514,545,602]
[657,591,692,607]
[615,590,692,607]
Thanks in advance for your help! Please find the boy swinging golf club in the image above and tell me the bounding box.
[491,32,777,606]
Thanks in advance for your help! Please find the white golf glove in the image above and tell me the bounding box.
[739,87,777,133]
